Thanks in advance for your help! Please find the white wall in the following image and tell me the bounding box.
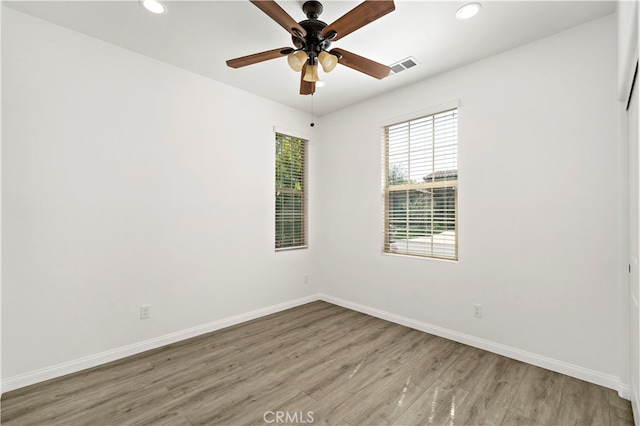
[0,0,4,390]
[1,8,317,386]
[617,0,640,417]
[1,6,626,395]
[316,15,622,388]
[617,0,638,101]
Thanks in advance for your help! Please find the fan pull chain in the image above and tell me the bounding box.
[310,94,315,127]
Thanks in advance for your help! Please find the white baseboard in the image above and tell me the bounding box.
[318,293,630,399]
[3,293,629,401]
[0,294,319,394]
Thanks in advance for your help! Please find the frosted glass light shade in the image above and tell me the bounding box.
[287,51,308,72]
[318,51,338,73]
[303,64,320,82]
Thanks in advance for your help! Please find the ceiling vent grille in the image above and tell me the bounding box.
[390,57,419,75]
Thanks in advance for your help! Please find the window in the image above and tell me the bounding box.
[383,108,458,260]
[275,133,307,250]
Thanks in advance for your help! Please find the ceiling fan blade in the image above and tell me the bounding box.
[226,47,292,68]
[322,0,395,41]
[250,0,307,38]
[331,48,391,79]
[300,64,316,95]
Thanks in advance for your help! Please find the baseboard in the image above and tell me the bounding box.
[318,293,630,399]
[1,294,320,394]
[3,293,629,401]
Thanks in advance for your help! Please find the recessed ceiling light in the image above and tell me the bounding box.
[141,0,166,14]
[456,3,481,20]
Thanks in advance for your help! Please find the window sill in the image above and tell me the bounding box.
[381,251,458,263]
[276,245,308,252]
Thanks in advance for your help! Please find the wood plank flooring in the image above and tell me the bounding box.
[1,301,635,425]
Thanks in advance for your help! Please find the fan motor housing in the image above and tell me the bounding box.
[293,2,331,57]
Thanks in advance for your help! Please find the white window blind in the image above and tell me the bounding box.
[275,133,307,250]
[384,108,458,260]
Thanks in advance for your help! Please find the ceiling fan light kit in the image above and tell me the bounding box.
[287,50,308,72]
[226,0,396,95]
[318,51,338,73]
[303,64,320,83]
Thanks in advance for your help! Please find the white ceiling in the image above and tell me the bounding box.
[5,0,615,116]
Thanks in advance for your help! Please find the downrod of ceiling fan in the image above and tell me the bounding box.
[302,1,323,19]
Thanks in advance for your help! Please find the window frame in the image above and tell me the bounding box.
[275,131,308,251]
[381,102,459,261]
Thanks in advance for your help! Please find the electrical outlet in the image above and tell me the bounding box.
[304,274,309,284]
[473,303,482,318]
[140,305,151,319]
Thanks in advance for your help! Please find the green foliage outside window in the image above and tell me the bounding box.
[275,134,306,249]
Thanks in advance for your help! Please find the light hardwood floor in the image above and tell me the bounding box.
[1,301,635,425]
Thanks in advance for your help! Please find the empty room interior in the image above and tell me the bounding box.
[1,0,639,425]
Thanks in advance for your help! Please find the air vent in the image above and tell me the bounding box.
[389,57,419,75]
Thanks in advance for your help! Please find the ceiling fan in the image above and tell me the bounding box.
[226,0,395,95]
